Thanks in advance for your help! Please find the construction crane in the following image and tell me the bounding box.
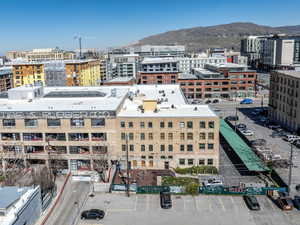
[74,35,82,59]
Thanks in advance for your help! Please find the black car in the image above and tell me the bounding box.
[251,139,267,147]
[205,100,211,104]
[243,195,260,210]
[212,99,219,103]
[293,196,300,210]
[81,209,105,220]
[160,192,172,209]
[237,123,247,129]
[293,140,300,148]
[225,115,239,121]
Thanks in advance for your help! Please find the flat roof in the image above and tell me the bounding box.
[104,77,134,83]
[220,120,269,172]
[206,62,247,68]
[118,85,217,118]
[193,68,221,75]
[275,70,300,79]
[0,186,29,210]
[142,57,177,64]
[178,73,198,80]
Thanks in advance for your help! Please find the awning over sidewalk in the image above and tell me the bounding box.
[220,119,269,172]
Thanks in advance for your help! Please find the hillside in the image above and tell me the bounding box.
[136,22,300,52]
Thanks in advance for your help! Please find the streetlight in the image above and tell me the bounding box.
[288,143,294,196]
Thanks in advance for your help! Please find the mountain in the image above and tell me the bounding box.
[135,22,300,52]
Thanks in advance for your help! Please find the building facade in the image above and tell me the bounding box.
[269,70,300,132]
[12,62,45,87]
[134,45,185,57]
[0,85,219,172]
[0,67,13,92]
[139,58,179,84]
[178,63,257,99]
[177,57,227,73]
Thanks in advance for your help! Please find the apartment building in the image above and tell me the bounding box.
[12,62,45,87]
[0,84,219,172]
[139,58,179,84]
[134,45,185,57]
[177,57,227,73]
[0,67,13,92]
[269,70,300,132]
[178,63,257,99]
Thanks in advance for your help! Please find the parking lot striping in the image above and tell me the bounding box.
[134,195,138,211]
[218,197,226,212]
[194,197,199,211]
[146,195,149,210]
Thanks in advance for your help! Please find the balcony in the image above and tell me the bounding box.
[92,146,108,154]
[69,146,90,154]
[91,133,107,141]
[68,133,89,141]
[2,145,23,154]
[1,133,21,141]
[46,133,66,141]
[24,146,44,153]
[23,133,43,141]
[48,146,67,154]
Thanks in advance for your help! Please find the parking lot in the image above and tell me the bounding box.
[77,193,300,225]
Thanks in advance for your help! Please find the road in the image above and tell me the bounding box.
[44,181,90,225]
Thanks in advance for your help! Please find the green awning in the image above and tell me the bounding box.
[220,119,269,172]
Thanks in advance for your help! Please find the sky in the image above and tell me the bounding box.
[0,0,300,54]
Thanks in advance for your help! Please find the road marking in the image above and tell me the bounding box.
[194,197,199,211]
[146,194,149,210]
[206,196,213,212]
[218,197,226,211]
[183,198,186,211]
[134,195,138,211]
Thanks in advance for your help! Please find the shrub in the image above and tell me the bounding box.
[174,166,218,175]
[185,182,199,195]
[162,176,198,186]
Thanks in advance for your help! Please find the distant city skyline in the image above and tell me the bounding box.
[1,0,300,55]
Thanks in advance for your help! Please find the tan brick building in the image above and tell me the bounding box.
[0,84,219,172]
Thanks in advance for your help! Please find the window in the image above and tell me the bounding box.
[141,145,145,151]
[187,133,193,140]
[3,119,15,127]
[121,133,126,140]
[120,121,125,128]
[168,122,173,128]
[47,119,61,127]
[160,133,165,140]
[200,121,206,128]
[25,119,38,127]
[168,145,173,152]
[140,122,145,128]
[180,133,185,140]
[199,132,206,140]
[128,133,134,140]
[179,159,185,165]
[208,133,214,140]
[160,121,165,128]
[141,155,146,159]
[180,145,185,152]
[148,133,153,140]
[168,155,173,159]
[187,121,193,128]
[91,118,105,127]
[160,145,165,151]
[208,143,214,150]
[199,143,205,150]
[208,121,215,128]
[129,144,134,151]
[188,159,194,165]
[179,122,185,128]
[70,118,84,127]
[199,159,205,165]
[149,155,153,159]
[122,145,126,151]
[149,145,153,151]
[148,122,153,128]
[187,144,193,151]
[168,133,173,140]
[207,159,213,165]
[128,122,133,128]
[161,156,166,159]
[140,133,145,140]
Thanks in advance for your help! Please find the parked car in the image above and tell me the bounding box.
[251,111,260,116]
[205,100,211,104]
[212,99,219,103]
[277,197,294,211]
[160,192,172,209]
[293,196,300,210]
[237,123,247,129]
[81,209,105,220]
[243,195,260,210]
[203,178,223,187]
[268,124,281,130]
[293,140,300,148]
[241,130,254,136]
[225,115,239,121]
[283,135,300,142]
[259,117,268,123]
[251,139,266,147]
[240,98,253,104]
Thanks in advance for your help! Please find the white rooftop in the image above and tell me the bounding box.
[275,70,300,78]
[206,62,247,68]
[118,85,217,118]
[104,77,134,83]
[142,57,177,64]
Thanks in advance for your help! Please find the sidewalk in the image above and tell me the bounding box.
[35,174,70,225]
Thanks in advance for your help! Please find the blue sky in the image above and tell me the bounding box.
[0,0,299,54]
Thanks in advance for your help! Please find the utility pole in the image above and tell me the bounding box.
[288,143,294,196]
[261,94,264,109]
[234,91,238,132]
[126,134,130,197]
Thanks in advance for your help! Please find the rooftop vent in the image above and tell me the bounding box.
[171,104,175,109]
[194,107,198,111]
[154,108,158,113]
